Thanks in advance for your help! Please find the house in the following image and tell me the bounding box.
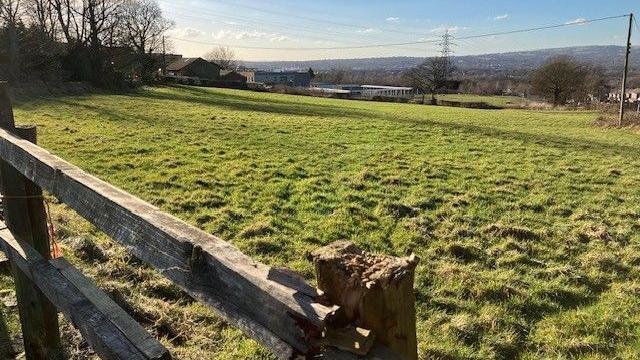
[254,70,313,87]
[239,71,255,83]
[150,53,183,74]
[609,88,640,103]
[166,58,221,81]
[220,70,248,86]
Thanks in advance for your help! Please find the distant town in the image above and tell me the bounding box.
[162,54,417,100]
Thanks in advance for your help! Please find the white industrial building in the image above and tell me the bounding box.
[312,84,414,99]
[358,85,414,98]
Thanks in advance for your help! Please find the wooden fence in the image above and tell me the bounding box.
[0,82,418,360]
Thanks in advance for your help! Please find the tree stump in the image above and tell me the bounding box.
[312,242,419,360]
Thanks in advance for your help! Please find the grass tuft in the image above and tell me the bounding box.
[4,86,640,359]
[483,223,540,241]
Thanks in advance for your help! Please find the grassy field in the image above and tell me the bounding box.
[4,85,640,359]
[435,94,529,108]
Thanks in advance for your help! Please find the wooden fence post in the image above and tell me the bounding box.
[0,310,13,358]
[313,241,419,360]
[0,82,63,359]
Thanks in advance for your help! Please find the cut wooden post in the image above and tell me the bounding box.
[0,82,63,359]
[313,242,419,360]
[0,125,340,358]
[321,326,375,356]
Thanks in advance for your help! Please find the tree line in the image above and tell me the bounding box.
[0,0,173,87]
[402,55,612,106]
[315,50,620,107]
[530,57,609,106]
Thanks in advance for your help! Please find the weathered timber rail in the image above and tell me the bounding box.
[0,223,170,360]
[0,121,337,358]
[0,82,416,359]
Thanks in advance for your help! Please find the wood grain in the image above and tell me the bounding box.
[313,241,419,360]
[0,84,64,359]
[0,126,338,358]
[0,222,170,360]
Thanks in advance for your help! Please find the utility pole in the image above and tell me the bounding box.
[162,36,167,78]
[619,13,633,127]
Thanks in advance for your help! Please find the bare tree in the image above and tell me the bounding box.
[205,46,237,70]
[50,0,86,46]
[585,65,609,102]
[120,0,172,55]
[1,0,172,84]
[25,0,57,38]
[405,31,456,104]
[530,56,589,106]
[116,0,171,80]
[405,56,453,104]
[47,0,123,83]
[48,0,121,47]
[404,64,429,104]
[85,0,122,83]
[0,0,22,81]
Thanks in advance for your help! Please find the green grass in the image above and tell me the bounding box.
[436,94,529,108]
[5,85,640,359]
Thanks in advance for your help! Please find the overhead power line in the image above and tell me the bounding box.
[457,14,630,41]
[210,0,427,36]
[167,13,630,51]
[163,2,422,45]
[167,9,432,51]
[167,36,442,51]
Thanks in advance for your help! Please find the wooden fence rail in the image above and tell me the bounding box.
[0,82,415,359]
[0,122,337,358]
[0,223,170,360]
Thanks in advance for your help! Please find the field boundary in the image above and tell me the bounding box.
[0,83,415,359]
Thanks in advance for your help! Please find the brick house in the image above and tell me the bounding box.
[220,70,248,86]
[166,58,221,81]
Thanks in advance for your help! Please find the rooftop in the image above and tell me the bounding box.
[255,71,311,75]
[166,58,200,71]
[361,85,414,90]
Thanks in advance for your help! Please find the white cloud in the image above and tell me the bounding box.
[386,17,400,22]
[357,28,379,34]
[235,31,269,40]
[212,30,231,40]
[269,35,289,42]
[167,28,205,38]
[494,14,509,20]
[565,18,590,25]
[428,26,463,34]
[212,29,291,42]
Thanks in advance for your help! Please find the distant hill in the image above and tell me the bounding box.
[241,46,640,73]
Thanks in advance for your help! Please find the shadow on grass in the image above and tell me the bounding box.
[49,98,142,124]
[131,86,377,120]
[393,115,640,158]
[158,87,640,158]
[37,87,640,160]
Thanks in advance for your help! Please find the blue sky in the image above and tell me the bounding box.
[159,0,640,60]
